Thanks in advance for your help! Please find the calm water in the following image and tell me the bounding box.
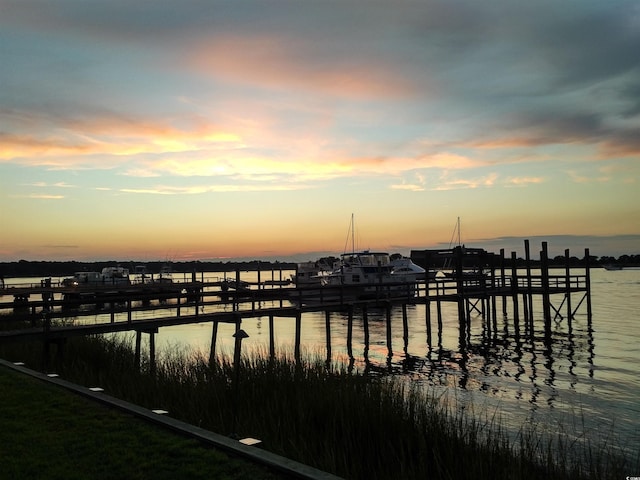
[3,268,639,457]
[162,268,640,458]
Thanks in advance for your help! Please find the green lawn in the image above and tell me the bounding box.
[0,367,289,480]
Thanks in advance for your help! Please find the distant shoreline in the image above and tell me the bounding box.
[0,255,638,278]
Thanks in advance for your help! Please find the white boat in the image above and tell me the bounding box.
[292,260,334,286]
[390,256,427,282]
[62,267,130,286]
[101,266,130,285]
[322,251,418,298]
[157,264,173,284]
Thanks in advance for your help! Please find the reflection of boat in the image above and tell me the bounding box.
[221,278,251,292]
[134,265,152,284]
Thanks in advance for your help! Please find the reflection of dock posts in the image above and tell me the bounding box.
[346,306,354,358]
[564,249,573,326]
[176,291,181,317]
[402,303,409,352]
[584,248,592,320]
[325,311,332,361]
[541,242,552,342]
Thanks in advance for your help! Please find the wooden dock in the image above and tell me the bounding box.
[0,240,592,370]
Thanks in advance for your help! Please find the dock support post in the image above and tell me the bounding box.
[385,303,393,357]
[135,330,142,369]
[362,305,370,358]
[294,310,302,363]
[565,249,573,324]
[425,301,432,347]
[347,306,354,358]
[500,249,508,317]
[436,281,443,341]
[269,315,275,359]
[402,303,409,352]
[585,248,592,320]
[524,239,533,326]
[257,264,261,291]
[209,321,219,364]
[149,330,156,377]
[541,242,552,342]
[325,311,332,361]
[510,252,520,323]
[454,246,467,345]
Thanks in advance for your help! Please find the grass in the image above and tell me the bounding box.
[1,336,636,480]
[0,366,290,480]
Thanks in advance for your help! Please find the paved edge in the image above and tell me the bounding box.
[0,359,343,480]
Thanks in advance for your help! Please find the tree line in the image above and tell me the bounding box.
[0,253,638,278]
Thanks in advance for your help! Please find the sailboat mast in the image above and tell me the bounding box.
[457,216,461,246]
[351,213,355,254]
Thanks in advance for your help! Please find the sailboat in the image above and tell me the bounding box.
[321,214,424,298]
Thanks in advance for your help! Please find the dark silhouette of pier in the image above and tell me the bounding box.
[0,241,592,371]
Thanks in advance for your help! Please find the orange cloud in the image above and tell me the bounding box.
[185,33,417,99]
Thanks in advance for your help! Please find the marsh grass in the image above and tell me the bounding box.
[0,336,635,480]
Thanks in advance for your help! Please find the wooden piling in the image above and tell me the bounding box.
[269,315,275,358]
[402,304,409,352]
[209,321,219,364]
[325,311,332,360]
[135,330,142,368]
[347,307,354,358]
[149,329,156,377]
[510,251,520,322]
[294,311,302,362]
[385,303,393,357]
[565,249,573,324]
[541,242,552,338]
[362,305,370,354]
[585,248,592,320]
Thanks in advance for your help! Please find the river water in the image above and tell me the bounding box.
[2,267,639,459]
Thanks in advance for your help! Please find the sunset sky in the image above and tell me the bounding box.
[1,0,639,262]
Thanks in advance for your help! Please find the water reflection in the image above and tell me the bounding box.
[321,302,598,415]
